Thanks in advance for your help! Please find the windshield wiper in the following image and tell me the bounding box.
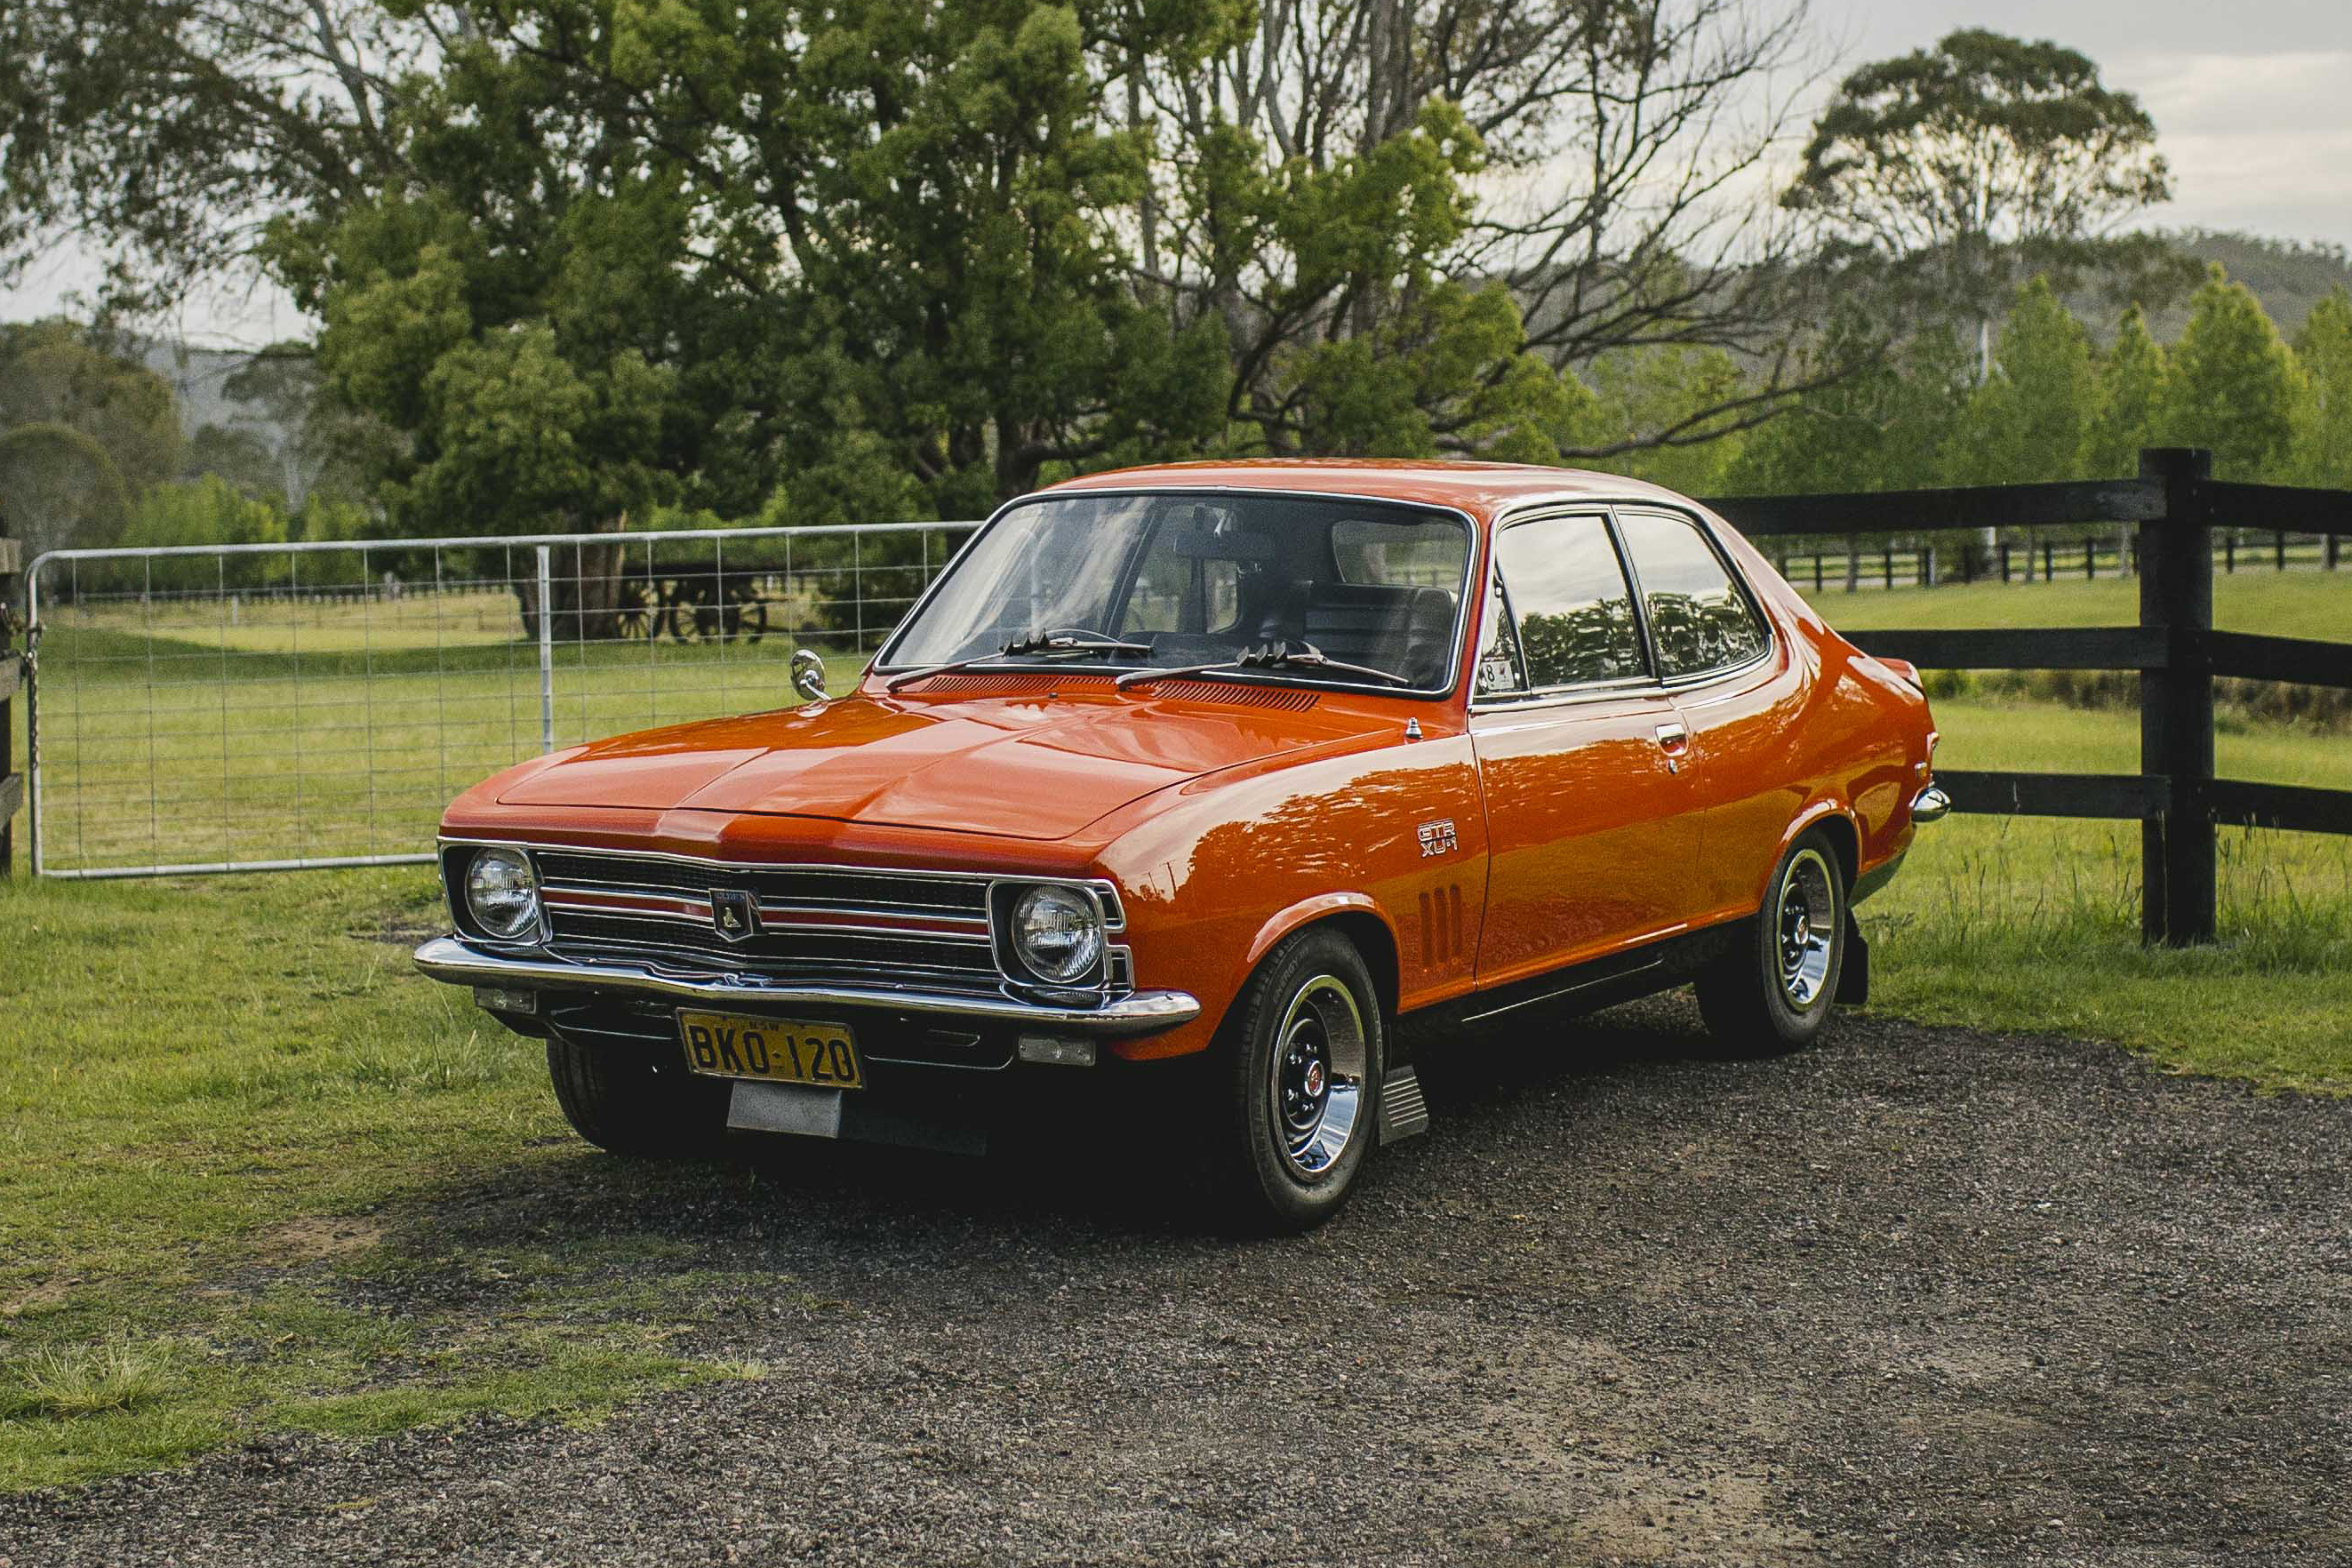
[1115,640,1411,692]
[884,628,1156,692]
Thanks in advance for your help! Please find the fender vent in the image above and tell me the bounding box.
[900,673,1114,695]
[1144,681,1320,710]
[1418,884,1465,967]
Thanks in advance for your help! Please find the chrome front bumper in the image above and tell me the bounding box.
[412,936,1201,1036]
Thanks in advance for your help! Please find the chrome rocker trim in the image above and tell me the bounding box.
[412,936,1200,1036]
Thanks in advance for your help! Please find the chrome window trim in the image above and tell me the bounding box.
[868,485,1485,703]
[1468,496,1780,716]
[1607,501,1780,689]
[1474,507,1651,703]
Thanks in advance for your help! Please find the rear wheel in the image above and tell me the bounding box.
[547,1036,728,1156]
[1694,828,1847,1055]
[1210,927,1384,1232]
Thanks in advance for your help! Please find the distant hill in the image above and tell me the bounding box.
[2066,230,2352,342]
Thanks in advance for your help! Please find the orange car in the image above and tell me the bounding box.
[417,461,1946,1228]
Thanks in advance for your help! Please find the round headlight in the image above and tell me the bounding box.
[464,848,540,940]
[1011,884,1103,983]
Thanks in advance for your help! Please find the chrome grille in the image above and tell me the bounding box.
[532,852,1004,996]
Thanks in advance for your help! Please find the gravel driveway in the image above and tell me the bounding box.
[7,996,2349,1567]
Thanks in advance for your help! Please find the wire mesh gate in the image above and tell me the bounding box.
[22,521,976,878]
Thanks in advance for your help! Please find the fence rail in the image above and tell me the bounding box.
[1707,448,2352,945]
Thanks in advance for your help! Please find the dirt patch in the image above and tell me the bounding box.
[258,1217,387,1263]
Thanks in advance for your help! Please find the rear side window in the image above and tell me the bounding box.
[1615,510,1768,680]
[1492,515,1645,688]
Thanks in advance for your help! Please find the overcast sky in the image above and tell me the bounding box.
[5,1,2348,346]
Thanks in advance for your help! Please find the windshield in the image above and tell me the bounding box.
[879,492,1474,692]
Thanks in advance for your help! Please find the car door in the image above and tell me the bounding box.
[1612,506,1803,925]
[1468,511,1701,989]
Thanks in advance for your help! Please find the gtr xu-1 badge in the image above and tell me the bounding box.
[1418,819,1459,858]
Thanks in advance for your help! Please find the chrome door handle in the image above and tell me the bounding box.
[1654,722,1690,754]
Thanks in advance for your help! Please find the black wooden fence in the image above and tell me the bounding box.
[1706,448,2352,947]
[2,538,23,876]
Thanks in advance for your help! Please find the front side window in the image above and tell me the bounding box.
[1615,510,1768,680]
[881,492,1473,692]
[1490,514,1646,690]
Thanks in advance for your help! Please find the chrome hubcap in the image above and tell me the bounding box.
[1774,848,1838,1011]
[1272,975,1367,1178]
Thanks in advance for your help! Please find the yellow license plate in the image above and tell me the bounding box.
[676,1012,864,1089]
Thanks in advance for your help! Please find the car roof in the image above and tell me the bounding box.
[1040,459,1705,527]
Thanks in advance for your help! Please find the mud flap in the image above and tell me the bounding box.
[1378,1065,1429,1144]
[1836,916,1869,1005]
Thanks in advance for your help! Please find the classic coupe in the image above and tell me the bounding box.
[416,461,1946,1228]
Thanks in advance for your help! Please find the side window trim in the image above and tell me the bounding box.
[1607,503,1775,688]
[1480,508,1652,700]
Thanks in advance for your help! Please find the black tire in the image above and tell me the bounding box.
[1694,828,1848,1056]
[546,1036,729,1156]
[1210,926,1385,1233]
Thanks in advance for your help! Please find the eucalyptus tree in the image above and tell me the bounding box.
[1784,28,2181,373]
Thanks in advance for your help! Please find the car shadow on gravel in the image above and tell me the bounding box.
[371,990,1744,1252]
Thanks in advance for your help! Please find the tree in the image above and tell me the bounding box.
[1943,276,2096,484]
[1727,313,1972,497]
[1153,0,1845,460]
[2160,267,2300,481]
[0,320,186,556]
[0,0,416,319]
[1785,28,2180,371]
[2292,288,2352,488]
[2082,304,2166,478]
[1579,345,1755,497]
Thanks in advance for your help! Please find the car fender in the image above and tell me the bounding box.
[1243,892,1396,972]
[1755,795,1865,908]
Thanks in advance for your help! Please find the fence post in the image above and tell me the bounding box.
[0,538,19,877]
[535,544,556,753]
[2138,448,2217,946]
[2276,530,2287,572]
[2043,540,2053,581]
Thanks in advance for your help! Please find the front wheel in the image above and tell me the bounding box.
[547,1036,728,1156]
[1211,927,1385,1232]
[1694,828,1848,1055]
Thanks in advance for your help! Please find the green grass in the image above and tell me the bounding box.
[16,612,873,872]
[0,868,774,1492]
[1802,567,2352,640]
[1858,696,2352,1089]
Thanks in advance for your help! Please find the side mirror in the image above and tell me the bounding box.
[790,648,828,703]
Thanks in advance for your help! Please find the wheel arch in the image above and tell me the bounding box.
[1242,895,1401,1025]
[1752,798,1861,909]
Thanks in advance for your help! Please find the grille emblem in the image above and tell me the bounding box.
[709,889,760,943]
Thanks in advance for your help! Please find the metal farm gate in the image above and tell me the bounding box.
[19,521,975,878]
